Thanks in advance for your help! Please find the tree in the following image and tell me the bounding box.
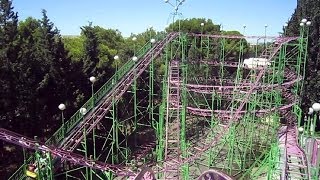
[222,30,250,61]
[62,36,85,60]
[0,0,19,130]
[166,18,220,34]
[81,22,100,78]
[285,0,320,110]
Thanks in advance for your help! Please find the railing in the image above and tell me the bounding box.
[46,40,154,146]
[8,156,35,180]
[9,33,167,180]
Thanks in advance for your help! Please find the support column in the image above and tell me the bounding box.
[180,33,189,179]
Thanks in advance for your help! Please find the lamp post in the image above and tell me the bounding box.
[132,56,138,131]
[307,107,315,135]
[79,107,89,179]
[149,38,156,132]
[306,20,312,38]
[255,37,263,57]
[264,24,268,49]
[89,76,96,108]
[300,19,307,38]
[58,103,66,138]
[150,38,156,45]
[306,102,320,178]
[114,55,119,71]
[200,22,204,33]
[243,24,246,35]
[114,55,119,81]
[200,22,204,52]
[311,103,320,135]
[89,76,97,163]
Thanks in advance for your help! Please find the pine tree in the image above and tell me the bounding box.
[81,22,100,78]
[0,0,19,130]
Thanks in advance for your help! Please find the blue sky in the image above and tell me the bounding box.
[12,0,297,37]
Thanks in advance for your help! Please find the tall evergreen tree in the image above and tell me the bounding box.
[0,0,19,130]
[81,22,100,78]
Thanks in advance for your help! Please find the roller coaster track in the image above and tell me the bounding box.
[8,32,178,180]
[5,33,309,179]
[163,60,182,179]
[157,36,305,177]
[169,63,301,118]
[278,125,310,180]
[60,32,178,152]
[0,128,133,176]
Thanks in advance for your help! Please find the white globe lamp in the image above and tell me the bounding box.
[132,56,138,62]
[308,107,314,115]
[306,21,312,26]
[58,104,66,111]
[80,107,87,115]
[89,76,96,83]
[312,103,320,112]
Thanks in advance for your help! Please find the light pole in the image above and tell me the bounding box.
[89,76,96,108]
[305,20,312,37]
[200,22,204,54]
[243,24,246,35]
[79,107,89,179]
[132,56,138,145]
[311,103,320,135]
[299,19,307,39]
[114,55,119,71]
[149,38,156,130]
[307,107,314,135]
[200,22,204,33]
[89,76,97,164]
[164,0,186,32]
[264,24,268,49]
[114,55,119,81]
[255,37,263,57]
[58,103,66,138]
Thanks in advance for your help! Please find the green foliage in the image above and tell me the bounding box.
[285,0,320,110]
[222,30,250,60]
[167,18,220,34]
[0,0,19,130]
[62,36,84,60]
[81,22,100,77]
